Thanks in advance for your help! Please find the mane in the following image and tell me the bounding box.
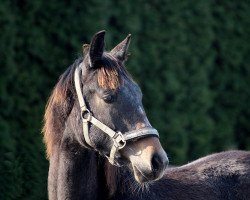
[42,54,130,158]
[42,58,82,158]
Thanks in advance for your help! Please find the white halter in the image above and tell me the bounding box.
[74,64,159,166]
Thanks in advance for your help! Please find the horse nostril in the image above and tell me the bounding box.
[151,153,169,172]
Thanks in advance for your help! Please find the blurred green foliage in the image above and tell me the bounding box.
[0,0,250,199]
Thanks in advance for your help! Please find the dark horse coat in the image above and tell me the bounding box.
[43,31,250,200]
[106,150,250,200]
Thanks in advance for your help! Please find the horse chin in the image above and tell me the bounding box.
[131,164,164,184]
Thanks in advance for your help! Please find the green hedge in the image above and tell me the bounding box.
[0,1,250,199]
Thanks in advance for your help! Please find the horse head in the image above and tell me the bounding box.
[73,31,168,183]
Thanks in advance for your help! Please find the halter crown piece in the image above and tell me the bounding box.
[74,64,159,166]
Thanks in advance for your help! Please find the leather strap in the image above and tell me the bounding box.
[74,65,159,166]
[74,66,92,146]
[124,127,159,141]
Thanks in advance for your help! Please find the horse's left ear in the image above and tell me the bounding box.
[110,34,131,62]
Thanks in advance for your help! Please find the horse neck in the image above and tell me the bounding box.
[56,107,107,200]
[62,96,141,199]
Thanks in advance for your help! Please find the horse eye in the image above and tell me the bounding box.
[103,95,115,103]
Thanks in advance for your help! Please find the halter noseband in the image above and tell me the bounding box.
[74,65,159,166]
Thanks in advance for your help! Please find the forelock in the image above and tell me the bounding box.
[97,53,123,90]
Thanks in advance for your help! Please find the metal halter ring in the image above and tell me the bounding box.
[81,109,92,122]
[113,132,126,149]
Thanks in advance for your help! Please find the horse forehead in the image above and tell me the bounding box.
[121,82,144,108]
[122,80,140,99]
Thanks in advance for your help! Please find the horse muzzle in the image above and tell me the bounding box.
[126,137,169,183]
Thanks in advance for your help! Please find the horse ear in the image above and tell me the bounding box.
[89,30,105,68]
[110,34,131,62]
[82,44,90,57]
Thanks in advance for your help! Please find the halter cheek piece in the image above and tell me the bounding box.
[74,65,159,166]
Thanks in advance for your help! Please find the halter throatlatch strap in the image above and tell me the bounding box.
[74,65,159,166]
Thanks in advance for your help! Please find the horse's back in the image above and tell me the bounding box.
[159,150,250,200]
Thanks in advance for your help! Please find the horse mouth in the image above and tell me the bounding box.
[132,165,155,183]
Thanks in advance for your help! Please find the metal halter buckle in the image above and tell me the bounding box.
[113,132,126,149]
[81,109,92,122]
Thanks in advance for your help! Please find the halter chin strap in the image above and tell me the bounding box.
[74,65,159,166]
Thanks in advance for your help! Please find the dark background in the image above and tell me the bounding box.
[1,1,250,199]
